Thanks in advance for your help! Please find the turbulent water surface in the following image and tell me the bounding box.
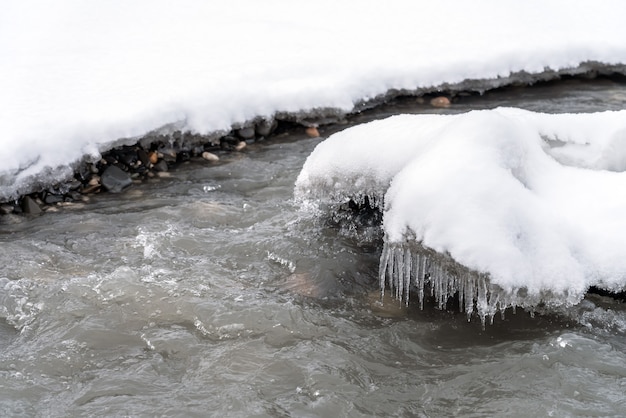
[2,78,626,417]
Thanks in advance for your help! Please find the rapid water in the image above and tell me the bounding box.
[1,77,626,417]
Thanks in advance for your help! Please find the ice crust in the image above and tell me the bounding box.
[3,1,626,200]
[295,108,626,320]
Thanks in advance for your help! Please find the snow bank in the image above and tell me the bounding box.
[2,0,626,200]
[295,108,626,320]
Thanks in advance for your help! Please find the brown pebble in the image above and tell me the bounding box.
[202,151,220,162]
[88,176,101,186]
[148,151,158,165]
[430,96,451,108]
[81,184,101,194]
[234,141,247,151]
[305,127,320,138]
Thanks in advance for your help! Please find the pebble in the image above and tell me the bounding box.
[100,165,132,193]
[305,126,320,138]
[148,151,159,165]
[88,176,101,186]
[202,151,220,162]
[235,141,247,151]
[21,196,42,215]
[430,96,451,108]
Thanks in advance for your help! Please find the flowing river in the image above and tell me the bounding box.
[1,77,626,417]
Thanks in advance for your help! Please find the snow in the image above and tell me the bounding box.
[2,0,626,200]
[295,108,626,319]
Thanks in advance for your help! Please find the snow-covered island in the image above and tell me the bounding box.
[295,108,626,321]
[3,1,626,316]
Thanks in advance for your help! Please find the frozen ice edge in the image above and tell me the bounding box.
[3,61,626,204]
[378,241,580,326]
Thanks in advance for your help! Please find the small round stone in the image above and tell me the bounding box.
[202,151,220,162]
[305,126,320,138]
[234,141,247,151]
[430,96,451,108]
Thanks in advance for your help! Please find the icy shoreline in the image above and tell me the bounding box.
[3,65,626,214]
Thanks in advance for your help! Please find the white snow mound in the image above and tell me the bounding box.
[295,108,626,317]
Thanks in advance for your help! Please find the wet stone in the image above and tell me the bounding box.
[237,126,256,140]
[305,126,320,138]
[159,148,177,162]
[153,160,169,172]
[202,151,220,162]
[137,149,151,167]
[101,165,132,193]
[148,151,159,165]
[430,96,451,108]
[44,193,64,204]
[21,196,42,215]
[235,141,247,151]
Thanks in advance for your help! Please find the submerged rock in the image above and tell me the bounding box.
[101,165,132,193]
[153,160,169,172]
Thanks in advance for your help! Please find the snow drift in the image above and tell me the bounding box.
[3,0,626,201]
[295,108,626,321]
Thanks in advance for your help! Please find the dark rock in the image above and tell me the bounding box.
[44,193,64,204]
[137,149,151,167]
[220,135,241,150]
[117,149,137,166]
[237,126,256,140]
[153,160,169,172]
[21,196,42,214]
[101,165,132,193]
[177,150,191,163]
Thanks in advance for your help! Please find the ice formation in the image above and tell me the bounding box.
[2,1,626,200]
[295,108,626,322]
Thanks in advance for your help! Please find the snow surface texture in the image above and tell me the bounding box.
[295,108,626,321]
[3,0,626,200]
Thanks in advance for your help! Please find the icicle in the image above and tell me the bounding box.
[395,247,404,301]
[378,242,390,299]
[376,241,523,325]
[404,247,412,306]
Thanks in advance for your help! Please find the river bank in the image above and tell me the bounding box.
[3,70,626,219]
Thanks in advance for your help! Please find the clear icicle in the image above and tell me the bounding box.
[378,241,521,324]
